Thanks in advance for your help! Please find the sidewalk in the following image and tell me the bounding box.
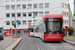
[0,37,22,50]
[64,37,75,46]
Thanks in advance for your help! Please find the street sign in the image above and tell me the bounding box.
[16,20,20,23]
[17,24,19,26]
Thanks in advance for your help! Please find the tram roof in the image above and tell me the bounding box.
[44,14,63,19]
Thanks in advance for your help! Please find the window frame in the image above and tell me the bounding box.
[45,3,49,8]
[22,5,26,9]
[28,12,32,17]
[22,13,26,17]
[6,5,10,10]
[12,13,15,17]
[28,4,32,9]
[6,13,10,17]
[12,21,15,25]
[6,21,10,25]
[33,4,37,8]
[23,21,26,25]
[17,13,21,17]
[17,5,21,9]
[39,3,43,8]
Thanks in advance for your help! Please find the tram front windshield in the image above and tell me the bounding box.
[47,18,62,33]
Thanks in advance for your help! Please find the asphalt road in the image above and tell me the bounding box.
[15,36,75,50]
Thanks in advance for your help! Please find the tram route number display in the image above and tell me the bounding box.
[48,19,60,21]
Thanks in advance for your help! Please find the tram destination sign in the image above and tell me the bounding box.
[48,19,60,21]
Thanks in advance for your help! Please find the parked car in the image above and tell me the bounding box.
[0,32,4,40]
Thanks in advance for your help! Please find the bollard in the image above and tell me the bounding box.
[17,34,19,37]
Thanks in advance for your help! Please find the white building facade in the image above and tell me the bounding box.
[0,0,69,33]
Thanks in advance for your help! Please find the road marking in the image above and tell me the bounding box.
[20,38,25,50]
[36,42,41,50]
[48,44,56,50]
[34,38,41,50]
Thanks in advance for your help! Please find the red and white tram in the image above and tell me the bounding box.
[29,14,63,41]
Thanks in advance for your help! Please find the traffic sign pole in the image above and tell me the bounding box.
[14,8,17,37]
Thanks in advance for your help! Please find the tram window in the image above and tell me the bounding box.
[44,22,46,32]
[48,22,60,32]
[36,27,39,32]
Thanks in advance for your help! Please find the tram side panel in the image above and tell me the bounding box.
[39,20,44,40]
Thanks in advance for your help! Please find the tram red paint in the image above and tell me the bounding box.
[44,34,63,41]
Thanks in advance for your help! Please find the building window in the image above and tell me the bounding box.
[28,20,32,22]
[45,11,49,14]
[33,4,37,8]
[22,5,26,9]
[5,0,9,2]
[19,21,21,25]
[33,12,38,17]
[17,0,21,2]
[23,21,26,25]
[6,13,10,17]
[45,3,49,8]
[6,21,10,25]
[28,12,32,17]
[28,4,32,9]
[23,13,26,17]
[12,13,15,17]
[62,3,64,8]
[39,3,43,8]
[17,13,21,17]
[11,5,15,9]
[62,11,64,16]
[17,5,21,9]
[11,0,15,2]
[12,21,15,25]
[6,5,10,10]
[67,4,69,9]
[64,12,66,16]
[65,4,67,9]
[39,12,43,17]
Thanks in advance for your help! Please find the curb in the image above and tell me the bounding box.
[6,38,22,50]
[64,39,75,46]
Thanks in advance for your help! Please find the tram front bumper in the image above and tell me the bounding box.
[44,37,63,41]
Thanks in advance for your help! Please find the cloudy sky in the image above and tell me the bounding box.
[69,0,74,14]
